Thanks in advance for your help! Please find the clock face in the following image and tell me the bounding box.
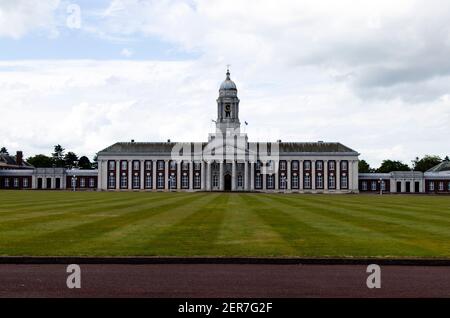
[225,104,231,111]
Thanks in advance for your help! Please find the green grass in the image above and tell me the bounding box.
[0,190,450,258]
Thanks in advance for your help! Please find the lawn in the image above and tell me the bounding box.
[0,191,449,258]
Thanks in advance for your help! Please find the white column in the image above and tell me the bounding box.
[152,160,157,190]
[189,161,194,190]
[287,160,291,191]
[128,160,132,190]
[219,161,224,191]
[139,160,144,190]
[164,160,169,190]
[244,161,248,191]
[275,161,279,191]
[177,161,181,190]
[311,160,316,190]
[299,160,303,190]
[250,162,255,191]
[353,159,359,192]
[262,161,267,191]
[336,160,341,190]
[97,160,103,190]
[324,161,328,191]
[116,160,120,190]
[201,161,206,190]
[206,161,211,191]
[232,160,236,191]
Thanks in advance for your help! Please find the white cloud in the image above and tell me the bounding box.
[0,1,449,167]
[120,48,133,57]
[0,0,60,39]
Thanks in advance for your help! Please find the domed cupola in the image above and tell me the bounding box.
[219,69,237,96]
[216,68,241,133]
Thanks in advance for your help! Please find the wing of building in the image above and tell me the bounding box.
[1,70,449,194]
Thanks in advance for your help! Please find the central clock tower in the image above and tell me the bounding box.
[216,69,241,134]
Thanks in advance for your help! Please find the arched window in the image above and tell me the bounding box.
[237,175,243,187]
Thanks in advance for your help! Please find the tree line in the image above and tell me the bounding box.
[0,145,97,169]
[359,155,450,173]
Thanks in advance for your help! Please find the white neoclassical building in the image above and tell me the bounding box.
[96,69,360,193]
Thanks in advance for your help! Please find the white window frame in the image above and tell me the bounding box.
[80,178,85,188]
[280,161,286,170]
[371,181,377,191]
[304,161,311,170]
[341,161,348,170]
[158,161,165,171]
[121,161,127,171]
[304,174,311,189]
[145,174,152,189]
[109,161,115,170]
[13,178,19,188]
[237,175,243,187]
[108,174,115,188]
[329,175,335,189]
[23,178,29,188]
[182,174,189,188]
[316,161,323,171]
[292,161,299,170]
[120,173,127,188]
[381,181,386,191]
[145,161,152,171]
[341,175,348,189]
[316,174,323,188]
[362,181,367,191]
[89,178,95,188]
[194,174,201,188]
[133,174,140,189]
[429,181,434,191]
[212,174,219,188]
[255,174,262,189]
[439,181,444,191]
[329,161,335,171]
[267,174,274,189]
[157,174,164,188]
[133,161,140,171]
[280,175,287,189]
[292,174,299,189]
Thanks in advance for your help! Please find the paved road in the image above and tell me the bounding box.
[0,264,449,297]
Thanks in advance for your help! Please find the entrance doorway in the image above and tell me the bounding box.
[37,178,42,189]
[46,178,52,189]
[405,181,410,193]
[415,182,420,193]
[224,174,232,191]
[55,178,61,189]
[396,181,402,193]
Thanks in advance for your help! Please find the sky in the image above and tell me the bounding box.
[0,0,449,168]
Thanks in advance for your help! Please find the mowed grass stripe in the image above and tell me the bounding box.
[141,193,230,256]
[0,193,203,255]
[259,194,436,257]
[264,194,449,256]
[77,193,222,256]
[303,194,450,223]
[0,192,189,229]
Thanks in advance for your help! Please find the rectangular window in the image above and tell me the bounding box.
[304,161,311,170]
[439,181,444,191]
[13,178,19,188]
[108,173,115,189]
[168,173,176,189]
[194,174,201,188]
[71,178,76,188]
[292,174,299,189]
[371,181,377,191]
[267,175,274,189]
[133,161,140,171]
[279,174,287,189]
[157,173,164,189]
[362,181,367,191]
[80,178,85,188]
[316,174,323,189]
[292,161,299,170]
[238,175,243,187]
[279,161,286,171]
[255,174,262,189]
[121,161,128,171]
[381,181,386,191]
[329,175,335,189]
[194,162,201,171]
[316,161,323,171]
[133,174,140,189]
[304,174,311,189]
[182,174,189,189]
[429,181,434,191]
[145,160,152,171]
[182,161,189,171]
[329,161,335,171]
[169,161,177,170]
[255,161,261,170]
[158,161,165,171]
[341,176,348,189]
[120,173,127,189]
[341,161,348,171]
[89,178,95,188]
[108,161,116,170]
[145,173,152,189]
[23,178,29,188]
[212,174,219,187]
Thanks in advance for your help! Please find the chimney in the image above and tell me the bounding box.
[16,151,23,166]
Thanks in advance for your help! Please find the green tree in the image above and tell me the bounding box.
[445,156,449,161]
[26,154,53,168]
[78,156,92,169]
[0,147,8,155]
[52,144,65,167]
[64,151,79,168]
[412,155,442,172]
[376,160,410,173]
[358,159,372,173]
[91,154,98,169]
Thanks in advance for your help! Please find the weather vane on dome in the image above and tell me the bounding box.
[226,64,231,72]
